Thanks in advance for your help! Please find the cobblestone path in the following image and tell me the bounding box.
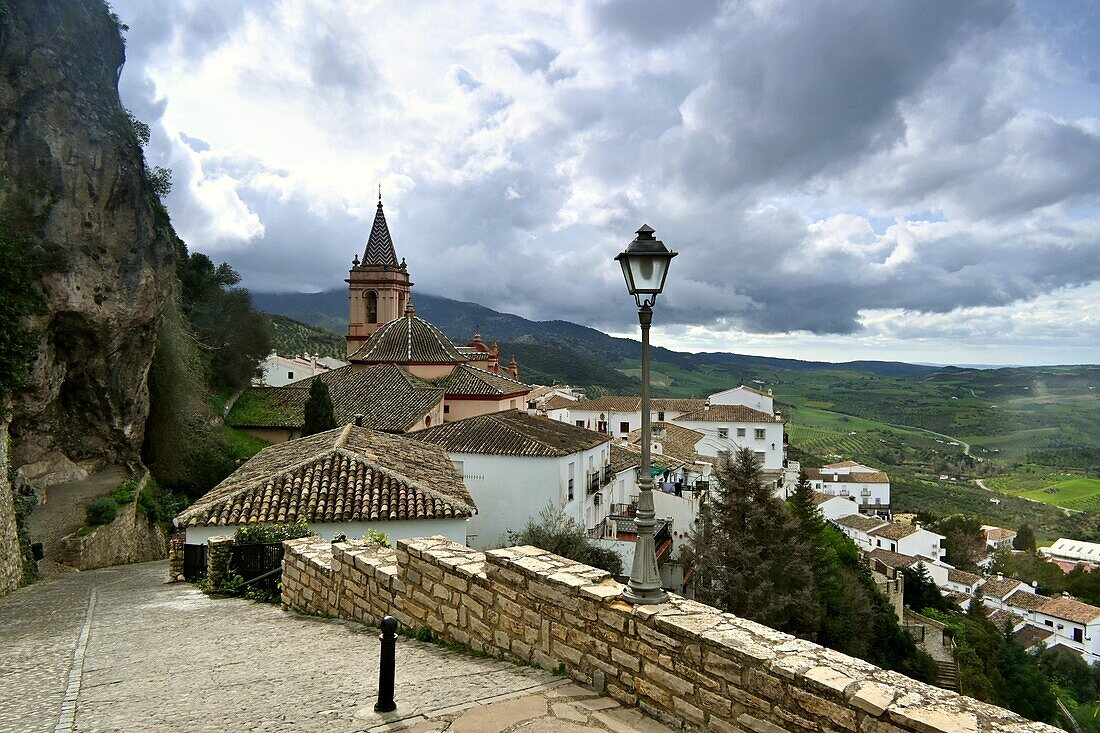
[0,562,673,733]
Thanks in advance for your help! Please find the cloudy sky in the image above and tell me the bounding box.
[113,0,1100,366]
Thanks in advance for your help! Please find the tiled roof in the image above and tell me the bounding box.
[979,576,1025,600]
[175,425,475,528]
[1005,590,1047,612]
[1013,625,1053,649]
[542,396,578,410]
[350,309,467,364]
[805,469,890,484]
[229,365,444,433]
[1038,596,1100,624]
[835,514,888,532]
[984,527,1016,542]
[948,568,982,586]
[363,198,397,266]
[609,442,687,476]
[567,396,706,414]
[652,398,707,412]
[986,609,1020,631]
[866,548,923,569]
[869,523,922,541]
[812,491,846,506]
[432,364,530,397]
[674,404,782,423]
[823,461,871,469]
[625,422,706,464]
[414,410,609,457]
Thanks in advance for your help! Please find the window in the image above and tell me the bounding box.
[597,421,608,433]
[444,405,450,414]
[657,411,665,421]
[510,399,517,409]
[620,421,630,433]
[755,451,765,464]
[755,428,766,440]
[575,420,585,428]
[424,415,432,426]
[1073,627,1084,643]
[737,428,746,437]
[287,371,294,380]
[568,463,575,501]
[1045,620,1054,627]
[366,291,378,323]
[718,428,729,439]
[876,539,881,547]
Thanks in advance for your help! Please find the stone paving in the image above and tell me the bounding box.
[0,561,675,733]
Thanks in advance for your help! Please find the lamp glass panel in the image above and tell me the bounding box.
[625,254,670,294]
[619,257,636,294]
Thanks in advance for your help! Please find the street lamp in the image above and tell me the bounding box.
[616,224,677,605]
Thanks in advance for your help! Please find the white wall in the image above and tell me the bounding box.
[708,386,774,414]
[897,529,946,561]
[674,419,785,471]
[254,353,341,387]
[817,496,861,521]
[809,477,891,514]
[1027,611,1100,664]
[184,518,467,546]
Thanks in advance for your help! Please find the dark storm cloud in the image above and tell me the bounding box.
[113,0,1100,341]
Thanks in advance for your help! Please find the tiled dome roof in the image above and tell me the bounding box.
[350,302,466,364]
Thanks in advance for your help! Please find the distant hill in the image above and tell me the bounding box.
[251,289,939,384]
[267,314,346,360]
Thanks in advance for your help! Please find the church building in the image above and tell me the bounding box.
[227,194,531,443]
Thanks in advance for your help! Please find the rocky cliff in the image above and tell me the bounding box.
[0,0,175,474]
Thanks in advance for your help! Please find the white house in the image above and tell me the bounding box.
[833,514,888,551]
[254,350,348,387]
[671,404,786,473]
[979,575,1033,613]
[812,491,862,521]
[981,525,1017,551]
[866,548,949,587]
[805,462,891,517]
[413,410,612,550]
[706,385,775,414]
[174,424,475,546]
[867,523,946,561]
[945,568,983,597]
[559,396,706,438]
[1028,595,1100,664]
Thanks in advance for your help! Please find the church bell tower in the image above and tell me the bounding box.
[346,192,412,356]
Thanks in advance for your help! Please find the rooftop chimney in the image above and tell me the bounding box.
[354,413,365,427]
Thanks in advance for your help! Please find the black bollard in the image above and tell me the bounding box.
[374,615,398,713]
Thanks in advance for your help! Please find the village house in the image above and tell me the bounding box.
[945,567,983,598]
[867,523,946,561]
[553,396,705,437]
[979,575,1035,613]
[253,350,349,387]
[804,461,891,518]
[834,513,888,551]
[411,410,611,549]
[981,525,1017,552]
[174,424,476,547]
[976,574,1100,663]
[811,491,862,521]
[865,548,949,587]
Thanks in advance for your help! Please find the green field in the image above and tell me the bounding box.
[985,469,1100,512]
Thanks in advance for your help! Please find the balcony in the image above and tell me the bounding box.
[587,471,601,495]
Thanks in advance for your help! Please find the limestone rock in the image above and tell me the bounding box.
[0,0,176,469]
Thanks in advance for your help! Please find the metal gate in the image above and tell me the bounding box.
[183,544,207,581]
[230,543,284,590]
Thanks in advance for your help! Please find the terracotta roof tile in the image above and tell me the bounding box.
[432,364,530,397]
[624,422,706,464]
[1006,590,1048,612]
[948,568,982,586]
[175,425,475,528]
[1038,596,1100,624]
[350,311,467,364]
[835,514,889,532]
[542,395,577,410]
[979,576,1026,600]
[609,442,687,475]
[414,410,609,457]
[805,469,890,484]
[229,364,444,433]
[866,548,923,569]
[869,523,922,541]
[675,404,782,423]
[1013,625,1054,649]
[986,609,1021,630]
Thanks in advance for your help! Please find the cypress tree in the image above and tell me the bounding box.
[302,379,337,437]
[1013,523,1037,553]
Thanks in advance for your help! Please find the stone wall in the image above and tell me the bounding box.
[54,471,166,570]
[0,418,23,597]
[282,535,1058,733]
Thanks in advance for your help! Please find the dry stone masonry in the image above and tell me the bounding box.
[0,420,23,597]
[282,535,1059,733]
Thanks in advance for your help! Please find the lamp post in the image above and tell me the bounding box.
[616,224,677,605]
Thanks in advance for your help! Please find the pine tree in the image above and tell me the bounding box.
[967,584,988,621]
[692,448,819,639]
[1013,523,1037,553]
[302,379,337,437]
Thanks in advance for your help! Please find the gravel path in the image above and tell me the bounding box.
[0,562,671,733]
[25,466,127,561]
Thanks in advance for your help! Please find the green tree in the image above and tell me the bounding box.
[1013,523,1037,553]
[0,214,45,405]
[507,503,622,575]
[901,563,954,613]
[930,514,986,572]
[693,449,819,639]
[301,379,337,437]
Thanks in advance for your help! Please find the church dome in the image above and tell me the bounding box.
[350,301,466,364]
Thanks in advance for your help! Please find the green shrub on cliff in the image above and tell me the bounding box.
[85,498,118,527]
[0,216,45,406]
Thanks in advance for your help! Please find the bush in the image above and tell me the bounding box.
[506,503,623,576]
[85,498,118,527]
[109,480,137,504]
[233,518,312,545]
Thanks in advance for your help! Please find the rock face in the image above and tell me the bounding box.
[0,0,176,469]
[0,419,23,597]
